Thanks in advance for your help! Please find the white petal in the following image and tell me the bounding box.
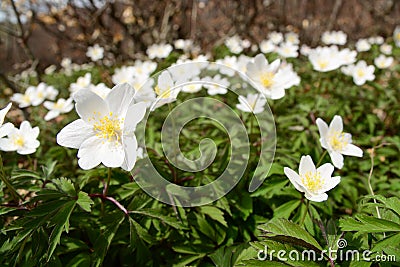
[322,176,341,192]
[329,115,343,133]
[74,89,108,123]
[299,155,316,176]
[317,163,334,179]
[0,123,14,138]
[106,83,136,119]
[100,142,124,168]
[77,136,103,169]
[57,119,94,149]
[45,110,60,121]
[305,192,328,202]
[329,151,344,169]
[341,144,363,157]
[284,167,305,192]
[121,135,138,171]
[316,118,329,139]
[0,103,12,125]
[0,138,17,151]
[124,102,147,131]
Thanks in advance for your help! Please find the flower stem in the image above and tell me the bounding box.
[104,168,112,196]
[0,154,23,202]
[316,150,327,167]
[300,199,310,225]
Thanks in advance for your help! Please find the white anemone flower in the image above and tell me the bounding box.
[308,46,343,72]
[316,115,363,169]
[246,54,299,99]
[393,26,400,47]
[342,60,375,86]
[268,31,284,44]
[57,83,147,171]
[276,42,299,58]
[0,103,13,138]
[374,55,394,69]
[259,40,276,54]
[0,121,40,155]
[284,155,341,202]
[86,44,104,62]
[236,93,266,114]
[355,39,371,52]
[146,43,173,59]
[379,44,392,55]
[70,73,92,94]
[152,71,179,109]
[202,75,230,95]
[321,31,347,45]
[43,98,74,121]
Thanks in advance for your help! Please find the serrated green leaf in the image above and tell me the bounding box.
[53,178,76,196]
[339,215,400,233]
[258,218,322,252]
[199,206,227,227]
[47,200,76,261]
[76,191,94,212]
[130,209,186,229]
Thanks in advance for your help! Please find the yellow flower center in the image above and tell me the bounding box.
[155,85,171,98]
[301,171,323,194]
[356,69,365,77]
[396,32,400,41]
[92,112,122,143]
[260,72,275,88]
[317,59,328,70]
[13,135,25,147]
[329,131,348,151]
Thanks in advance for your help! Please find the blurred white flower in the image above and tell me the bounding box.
[57,83,146,170]
[300,44,312,56]
[0,121,40,155]
[246,54,300,99]
[316,115,363,169]
[174,39,193,52]
[321,31,347,45]
[341,60,375,85]
[355,39,371,52]
[179,79,203,93]
[202,74,230,95]
[236,93,266,114]
[338,48,357,65]
[374,54,394,69]
[86,44,104,62]
[70,73,92,94]
[379,43,392,55]
[43,98,74,121]
[259,40,276,54]
[276,42,299,58]
[368,36,384,45]
[284,155,340,202]
[153,71,179,108]
[0,103,13,138]
[112,66,136,86]
[308,46,343,72]
[285,32,300,45]
[146,43,173,59]
[394,26,400,47]
[225,35,249,54]
[268,31,283,45]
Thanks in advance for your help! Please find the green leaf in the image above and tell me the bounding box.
[130,209,186,229]
[339,215,400,233]
[129,216,155,244]
[65,253,90,267]
[199,206,228,227]
[273,200,301,219]
[76,191,94,212]
[258,218,323,252]
[53,178,76,196]
[47,200,77,261]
